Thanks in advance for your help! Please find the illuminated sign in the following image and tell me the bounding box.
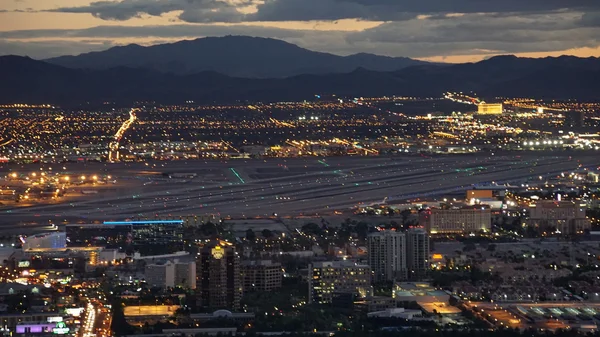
[212,246,224,259]
[47,317,63,323]
[65,308,84,317]
[18,260,30,268]
[52,322,70,335]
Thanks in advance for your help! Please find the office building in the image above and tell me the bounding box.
[564,110,585,128]
[527,200,591,235]
[308,261,371,304]
[22,232,66,251]
[406,228,430,280]
[196,240,242,310]
[145,261,175,288]
[241,260,282,292]
[477,103,503,115]
[419,207,491,234]
[368,230,407,282]
[175,261,197,289]
[65,224,131,248]
[65,220,185,255]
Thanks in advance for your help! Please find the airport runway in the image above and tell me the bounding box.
[0,153,597,223]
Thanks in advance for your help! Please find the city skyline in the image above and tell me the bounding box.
[1,0,600,62]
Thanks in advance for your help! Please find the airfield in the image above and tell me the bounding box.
[0,152,598,226]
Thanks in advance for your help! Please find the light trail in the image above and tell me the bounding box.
[109,108,138,162]
[0,138,14,147]
[333,138,379,155]
[229,168,245,184]
[318,160,330,167]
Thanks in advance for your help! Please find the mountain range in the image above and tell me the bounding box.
[2,36,600,105]
[45,36,431,78]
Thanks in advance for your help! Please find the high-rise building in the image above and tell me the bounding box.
[175,261,197,289]
[419,207,491,234]
[368,230,407,282]
[564,110,585,128]
[477,103,503,115]
[65,220,185,255]
[308,261,371,304]
[406,228,430,280]
[527,200,591,235]
[145,261,175,288]
[241,260,282,293]
[196,240,242,310]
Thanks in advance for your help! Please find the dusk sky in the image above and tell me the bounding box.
[2,0,600,62]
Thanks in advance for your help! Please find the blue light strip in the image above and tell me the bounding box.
[103,220,184,225]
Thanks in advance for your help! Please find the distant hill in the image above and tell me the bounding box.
[44,36,432,78]
[2,55,600,105]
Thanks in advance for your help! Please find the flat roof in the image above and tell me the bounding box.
[418,302,461,315]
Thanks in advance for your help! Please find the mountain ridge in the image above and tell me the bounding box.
[3,54,600,105]
[44,35,433,78]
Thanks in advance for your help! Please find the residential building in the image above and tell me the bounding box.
[309,261,371,304]
[564,110,585,128]
[241,260,282,292]
[406,228,429,280]
[368,230,406,282]
[196,241,242,310]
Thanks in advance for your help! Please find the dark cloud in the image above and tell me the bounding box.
[342,12,600,57]
[580,12,600,27]
[46,0,248,22]
[43,0,600,23]
[3,4,600,59]
[0,24,308,39]
[248,0,416,22]
[335,0,600,14]
[0,40,116,58]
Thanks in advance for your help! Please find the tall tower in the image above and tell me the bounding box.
[196,240,241,310]
[368,230,406,283]
[406,228,430,280]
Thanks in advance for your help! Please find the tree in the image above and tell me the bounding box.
[400,209,412,224]
[261,229,274,239]
[200,222,220,237]
[301,223,323,236]
[110,301,135,336]
[245,229,256,241]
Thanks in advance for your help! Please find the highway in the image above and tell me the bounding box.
[1,152,597,221]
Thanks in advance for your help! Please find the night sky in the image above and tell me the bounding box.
[1,0,600,61]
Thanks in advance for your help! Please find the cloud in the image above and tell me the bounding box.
[0,40,116,58]
[342,12,600,57]
[46,0,249,22]
[580,11,600,27]
[0,24,309,39]
[3,6,600,59]
[336,0,600,14]
[248,0,416,22]
[42,0,600,23]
